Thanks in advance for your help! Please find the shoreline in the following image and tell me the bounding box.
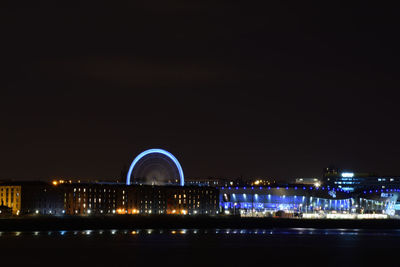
[1,215,400,231]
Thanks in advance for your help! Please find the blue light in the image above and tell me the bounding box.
[303,187,306,190]
[243,187,246,189]
[285,187,288,190]
[251,187,254,190]
[294,187,297,190]
[126,148,184,186]
[277,187,280,189]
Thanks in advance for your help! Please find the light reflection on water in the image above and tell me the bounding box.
[1,228,400,237]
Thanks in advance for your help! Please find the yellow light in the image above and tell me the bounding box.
[116,208,126,214]
[52,181,58,186]
[131,209,139,214]
[171,230,177,234]
[131,231,137,235]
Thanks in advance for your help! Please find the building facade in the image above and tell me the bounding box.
[63,183,125,215]
[0,184,21,215]
[0,182,64,215]
[126,185,219,215]
[219,185,352,217]
[323,171,400,192]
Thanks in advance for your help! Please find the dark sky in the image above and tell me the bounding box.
[1,2,399,181]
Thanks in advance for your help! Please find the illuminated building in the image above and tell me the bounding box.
[63,183,125,215]
[0,185,21,215]
[126,185,219,215]
[219,184,400,217]
[0,182,64,215]
[60,182,219,216]
[219,185,353,217]
[323,169,400,192]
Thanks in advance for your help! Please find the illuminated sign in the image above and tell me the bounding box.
[341,172,354,178]
[126,148,184,186]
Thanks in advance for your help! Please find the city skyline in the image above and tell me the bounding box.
[2,3,400,267]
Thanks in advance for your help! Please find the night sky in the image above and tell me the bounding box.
[1,3,399,181]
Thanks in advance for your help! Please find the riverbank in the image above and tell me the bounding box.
[1,215,400,231]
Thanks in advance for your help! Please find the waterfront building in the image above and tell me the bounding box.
[0,182,64,215]
[0,184,21,215]
[219,185,353,217]
[63,183,125,215]
[63,183,219,215]
[323,170,400,192]
[126,185,219,215]
[218,185,400,217]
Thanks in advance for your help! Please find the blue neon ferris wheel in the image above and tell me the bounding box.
[126,148,184,186]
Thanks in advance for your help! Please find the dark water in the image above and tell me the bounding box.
[0,228,398,266]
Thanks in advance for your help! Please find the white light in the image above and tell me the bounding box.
[341,172,354,178]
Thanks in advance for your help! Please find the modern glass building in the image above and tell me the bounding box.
[323,171,400,192]
[218,185,400,217]
[219,185,352,217]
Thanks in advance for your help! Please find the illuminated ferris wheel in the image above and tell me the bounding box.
[126,148,184,186]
